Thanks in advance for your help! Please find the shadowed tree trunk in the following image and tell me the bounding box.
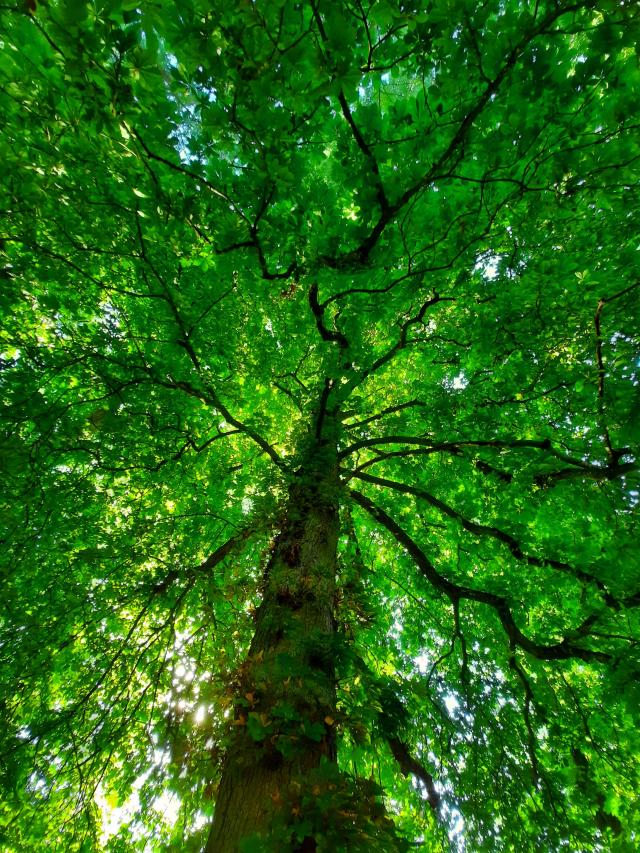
[206,441,340,852]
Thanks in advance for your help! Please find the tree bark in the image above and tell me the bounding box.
[206,446,340,852]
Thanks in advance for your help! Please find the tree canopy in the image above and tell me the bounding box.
[1,0,639,850]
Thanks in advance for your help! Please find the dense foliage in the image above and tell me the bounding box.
[1,0,639,850]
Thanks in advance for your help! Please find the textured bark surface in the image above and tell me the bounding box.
[206,450,339,852]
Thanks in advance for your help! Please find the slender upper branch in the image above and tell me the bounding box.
[343,400,426,430]
[322,2,591,267]
[158,376,282,468]
[348,446,513,482]
[310,0,389,218]
[129,125,230,202]
[344,293,451,394]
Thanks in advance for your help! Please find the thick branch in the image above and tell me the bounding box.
[309,282,349,349]
[152,527,253,594]
[315,377,334,441]
[535,460,636,488]
[342,434,634,486]
[339,434,589,468]
[350,489,611,663]
[387,737,440,813]
[347,469,614,601]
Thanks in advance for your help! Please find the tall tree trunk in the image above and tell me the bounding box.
[206,446,339,852]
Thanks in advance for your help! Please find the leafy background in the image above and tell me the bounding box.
[1,0,639,850]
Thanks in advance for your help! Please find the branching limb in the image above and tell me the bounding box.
[345,293,452,392]
[151,526,254,595]
[158,376,282,467]
[134,214,203,373]
[344,400,426,430]
[90,340,279,466]
[64,426,241,475]
[19,241,163,300]
[387,736,441,813]
[251,229,298,281]
[347,468,615,603]
[128,125,230,202]
[309,282,349,349]
[327,2,590,266]
[349,489,611,663]
[129,129,296,278]
[274,380,304,413]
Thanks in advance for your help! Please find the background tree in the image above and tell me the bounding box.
[1,0,639,850]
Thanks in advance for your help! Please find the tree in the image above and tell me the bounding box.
[1,0,639,849]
